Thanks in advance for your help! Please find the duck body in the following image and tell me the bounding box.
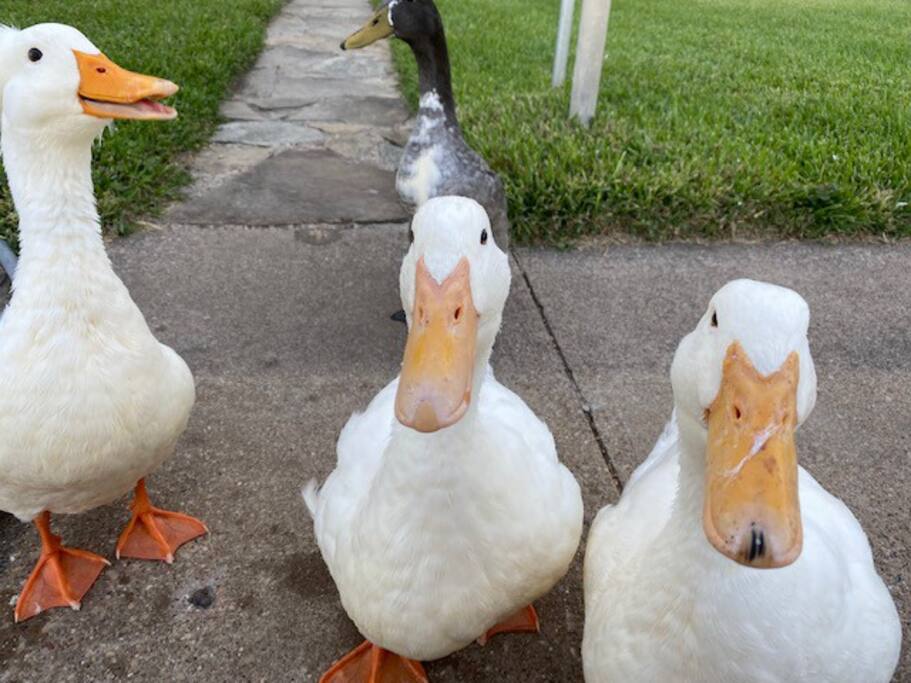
[309,370,582,660]
[583,280,901,683]
[584,417,900,683]
[0,127,195,522]
[396,90,509,249]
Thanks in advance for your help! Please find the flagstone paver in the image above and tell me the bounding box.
[169,0,410,228]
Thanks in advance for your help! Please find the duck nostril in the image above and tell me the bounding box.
[96,67,106,74]
[747,526,765,562]
[733,405,742,420]
[453,306,462,322]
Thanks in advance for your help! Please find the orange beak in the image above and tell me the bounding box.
[74,50,178,121]
[703,342,802,569]
[395,257,479,433]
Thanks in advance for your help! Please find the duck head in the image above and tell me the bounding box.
[395,196,510,433]
[0,23,178,141]
[671,279,817,569]
[341,0,443,50]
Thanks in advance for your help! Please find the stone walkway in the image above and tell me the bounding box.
[0,0,908,680]
[168,0,410,228]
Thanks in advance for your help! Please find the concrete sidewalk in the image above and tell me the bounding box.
[0,0,908,680]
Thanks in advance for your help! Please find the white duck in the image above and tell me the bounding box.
[583,279,901,683]
[305,196,582,682]
[0,23,206,622]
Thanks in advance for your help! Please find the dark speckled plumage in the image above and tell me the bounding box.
[397,95,509,248]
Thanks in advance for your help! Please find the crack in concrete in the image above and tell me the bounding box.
[513,251,625,494]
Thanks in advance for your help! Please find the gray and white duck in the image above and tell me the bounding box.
[342,0,510,249]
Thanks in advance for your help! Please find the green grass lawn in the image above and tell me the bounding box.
[0,0,284,250]
[388,0,911,242]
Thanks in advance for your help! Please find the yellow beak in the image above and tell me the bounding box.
[703,342,802,569]
[395,257,478,433]
[74,50,178,121]
[341,5,394,50]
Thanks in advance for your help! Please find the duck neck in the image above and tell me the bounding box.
[2,124,112,298]
[671,409,710,531]
[466,343,494,415]
[406,30,458,126]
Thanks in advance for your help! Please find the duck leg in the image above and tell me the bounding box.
[14,511,109,623]
[321,640,428,683]
[477,604,540,646]
[116,479,207,563]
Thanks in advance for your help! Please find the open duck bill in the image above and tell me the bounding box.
[341,5,394,50]
[74,50,178,121]
[395,257,478,433]
[703,342,803,569]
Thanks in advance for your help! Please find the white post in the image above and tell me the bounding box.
[551,0,576,87]
[570,0,611,126]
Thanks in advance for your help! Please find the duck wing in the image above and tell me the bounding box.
[585,415,681,589]
[304,379,398,562]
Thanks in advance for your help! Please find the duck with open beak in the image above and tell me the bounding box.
[75,50,178,121]
[0,23,200,624]
[395,256,478,433]
[703,342,802,568]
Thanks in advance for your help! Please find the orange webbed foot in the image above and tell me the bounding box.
[14,512,109,623]
[321,640,428,683]
[116,479,207,563]
[477,604,540,646]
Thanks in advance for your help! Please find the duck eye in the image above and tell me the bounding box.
[480,229,488,245]
[408,228,414,244]
[710,311,718,327]
[28,48,43,63]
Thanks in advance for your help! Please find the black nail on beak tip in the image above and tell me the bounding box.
[340,41,347,50]
[747,527,765,562]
